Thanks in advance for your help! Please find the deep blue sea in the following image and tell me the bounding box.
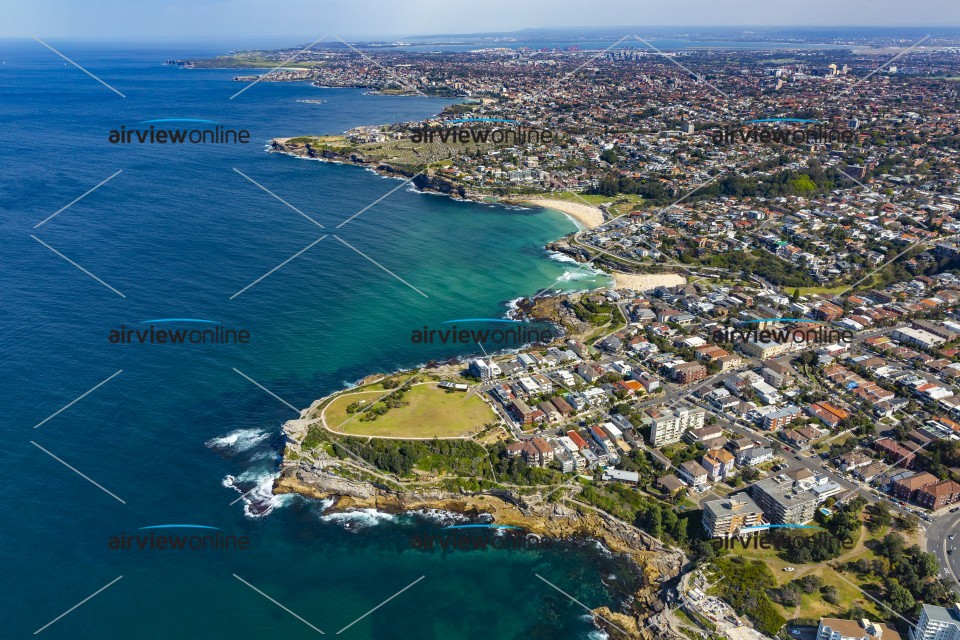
[0,41,629,639]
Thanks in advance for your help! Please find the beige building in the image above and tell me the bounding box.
[702,496,764,538]
[817,617,901,640]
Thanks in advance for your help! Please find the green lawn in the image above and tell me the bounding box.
[795,285,853,296]
[323,383,494,438]
[722,523,884,621]
[534,191,647,211]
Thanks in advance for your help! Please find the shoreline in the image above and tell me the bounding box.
[515,197,606,230]
[274,458,685,639]
[267,139,609,230]
[265,131,684,637]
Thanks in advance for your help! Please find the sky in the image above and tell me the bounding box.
[2,0,959,40]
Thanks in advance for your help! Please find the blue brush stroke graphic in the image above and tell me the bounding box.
[442,318,524,324]
[139,318,218,324]
[740,318,820,324]
[743,118,820,124]
[447,117,519,124]
[139,118,220,125]
[138,524,221,531]
[442,524,521,530]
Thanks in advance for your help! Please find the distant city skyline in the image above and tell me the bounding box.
[3,0,959,40]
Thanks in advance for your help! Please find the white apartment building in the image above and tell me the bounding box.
[911,603,960,640]
[643,406,707,447]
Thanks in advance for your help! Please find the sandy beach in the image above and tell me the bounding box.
[611,271,687,291]
[520,197,606,229]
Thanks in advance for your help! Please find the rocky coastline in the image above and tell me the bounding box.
[267,126,687,640]
[270,137,471,199]
[275,414,687,640]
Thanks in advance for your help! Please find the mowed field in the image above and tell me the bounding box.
[323,383,495,438]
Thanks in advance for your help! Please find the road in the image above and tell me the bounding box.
[697,397,928,520]
[926,508,960,593]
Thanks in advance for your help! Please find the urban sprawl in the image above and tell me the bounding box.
[196,39,960,640]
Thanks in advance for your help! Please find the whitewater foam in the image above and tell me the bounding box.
[320,508,398,531]
[546,250,579,265]
[205,428,271,454]
[223,471,293,518]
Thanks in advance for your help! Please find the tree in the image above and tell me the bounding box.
[794,575,823,594]
[821,585,841,605]
[895,512,920,533]
[741,466,761,482]
[868,502,892,532]
[887,579,916,613]
[646,504,663,539]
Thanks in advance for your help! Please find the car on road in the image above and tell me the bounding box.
[951,507,960,513]
[950,534,956,540]
[795,455,802,460]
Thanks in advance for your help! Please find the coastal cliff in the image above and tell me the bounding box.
[269,137,468,199]
[275,435,686,639]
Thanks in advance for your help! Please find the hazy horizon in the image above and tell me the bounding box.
[4,0,960,40]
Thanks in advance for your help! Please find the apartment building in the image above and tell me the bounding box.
[911,603,960,640]
[702,495,765,538]
[643,406,707,447]
[751,470,824,525]
[817,617,901,640]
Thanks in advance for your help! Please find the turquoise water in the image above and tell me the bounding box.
[0,41,625,639]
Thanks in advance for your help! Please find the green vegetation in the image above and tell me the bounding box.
[841,532,957,618]
[589,161,849,203]
[709,556,786,636]
[335,438,563,486]
[324,383,494,438]
[795,284,852,296]
[286,135,358,154]
[695,247,817,288]
[774,497,865,564]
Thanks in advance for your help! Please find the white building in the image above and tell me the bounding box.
[643,406,707,447]
[611,360,632,375]
[911,603,960,640]
[469,358,501,380]
[893,327,946,350]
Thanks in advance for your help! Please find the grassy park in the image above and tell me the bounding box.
[323,382,494,438]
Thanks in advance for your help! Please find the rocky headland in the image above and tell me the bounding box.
[275,412,688,640]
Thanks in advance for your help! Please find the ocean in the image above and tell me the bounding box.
[0,40,628,639]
